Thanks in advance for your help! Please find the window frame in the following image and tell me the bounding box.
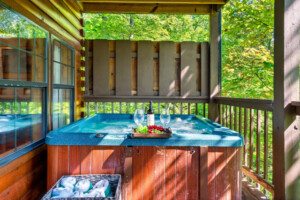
[0,2,49,167]
[50,37,75,130]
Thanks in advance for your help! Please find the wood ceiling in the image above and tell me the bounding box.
[78,0,227,14]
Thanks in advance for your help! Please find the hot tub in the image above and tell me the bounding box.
[46,114,244,200]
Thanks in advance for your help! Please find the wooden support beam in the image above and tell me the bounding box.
[1,0,81,50]
[273,0,300,198]
[208,11,221,122]
[63,0,82,19]
[31,0,82,41]
[83,3,212,14]
[49,0,83,30]
[80,0,226,4]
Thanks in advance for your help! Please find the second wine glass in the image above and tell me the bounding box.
[134,109,144,126]
[160,109,170,128]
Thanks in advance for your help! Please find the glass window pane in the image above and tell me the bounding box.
[20,52,33,82]
[53,40,61,62]
[35,56,45,82]
[0,88,15,158]
[0,47,18,80]
[52,88,71,129]
[53,62,61,84]
[61,44,68,65]
[19,19,35,53]
[61,65,68,85]
[67,48,72,65]
[35,27,47,57]
[0,8,20,48]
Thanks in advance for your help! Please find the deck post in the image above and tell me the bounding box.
[273,0,300,199]
[208,11,221,122]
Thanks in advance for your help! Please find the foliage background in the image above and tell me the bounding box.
[84,0,275,99]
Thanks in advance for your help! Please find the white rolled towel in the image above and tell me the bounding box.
[93,180,111,197]
[71,191,85,198]
[51,187,73,198]
[60,176,76,189]
[84,189,101,197]
[74,179,92,193]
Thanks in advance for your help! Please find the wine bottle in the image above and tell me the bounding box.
[147,101,155,126]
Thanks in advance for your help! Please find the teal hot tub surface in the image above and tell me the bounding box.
[46,114,244,147]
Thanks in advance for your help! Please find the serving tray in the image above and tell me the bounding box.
[132,128,172,138]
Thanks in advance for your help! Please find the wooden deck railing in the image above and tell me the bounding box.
[214,96,275,198]
[85,101,209,117]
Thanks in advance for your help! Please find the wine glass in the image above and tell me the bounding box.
[160,109,170,128]
[134,109,144,126]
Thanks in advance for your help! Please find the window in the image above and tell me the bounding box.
[51,39,74,129]
[0,4,48,162]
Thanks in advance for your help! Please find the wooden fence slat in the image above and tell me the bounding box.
[159,42,175,96]
[165,147,176,200]
[116,40,132,96]
[256,110,261,174]
[187,147,199,200]
[207,147,215,200]
[249,109,254,169]
[234,106,238,131]
[239,107,242,134]
[93,40,110,95]
[137,41,153,96]
[132,146,144,200]
[215,147,227,200]
[143,147,155,199]
[181,42,198,97]
[226,147,237,200]
[175,147,187,199]
[124,147,132,200]
[230,105,233,130]
[201,42,209,97]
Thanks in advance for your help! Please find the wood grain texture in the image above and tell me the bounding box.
[137,41,153,96]
[181,42,198,97]
[47,145,243,200]
[93,40,110,95]
[201,42,209,97]
[0,145,46,200]
[116,40,132,96]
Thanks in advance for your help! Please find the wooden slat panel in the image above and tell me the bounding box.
[207,147,215,200]
[85,40,90,95]
[239,107,242,134]
[181,42,198,97]
[47,145,58,190]
[143,146,155,199]
[244,108,248,166]
[226,147,237,200]
[256,110,261,174]
[137,41,153,96]
[102,146,115,174]
[159,42,175,96]
[124,147,133,200]
[91,146,103,174]
[234,106,238,131]
[175,147,187,199]
[93,40,110,95]
[187,147,199,200]
[57,146,69,178]
[215,147,227,200]
[154,146,165,199]
[201,42,209,97]
[199,146,208,200]
[116,40,132,96]
[69,146,81,175]
[132,146,144,200]
[80,146,91,174]
[165,147,176,200]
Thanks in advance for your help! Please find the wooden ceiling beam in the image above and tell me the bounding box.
[62,0,82,19]
[49,0,83,30]
[83,3,212,14]
[79,0,225,4]
[31,0,82,41]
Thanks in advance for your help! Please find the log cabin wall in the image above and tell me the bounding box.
[85,40,210,103]
[0,0,84,199]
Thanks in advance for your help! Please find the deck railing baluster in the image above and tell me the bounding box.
[180,103,183,115]
[203,103,206,117]
[230,105,233,130]
[95,103,98,114]
[87,102,90,116]
[234,106,238,131]
[127,103,129,113]
[249,108,254,169]
[111,102,114,113]
[103,102,106,113]
[239,107,242,134]
[264,111,269,181]
[188,103,190,115]
[256,110,261,175]
[196,103,198,115]
[244,108,248,166]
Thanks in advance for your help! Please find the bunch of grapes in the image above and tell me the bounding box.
[148,125,165,134]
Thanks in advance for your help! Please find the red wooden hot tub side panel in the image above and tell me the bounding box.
[47,145,242,200]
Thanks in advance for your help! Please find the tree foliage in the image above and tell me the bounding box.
[83,0,275,99]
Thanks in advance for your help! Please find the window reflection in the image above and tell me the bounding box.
[52,89,71,129]
[0,88,43,157]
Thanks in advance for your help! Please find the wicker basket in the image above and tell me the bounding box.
[42,174,121,200]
